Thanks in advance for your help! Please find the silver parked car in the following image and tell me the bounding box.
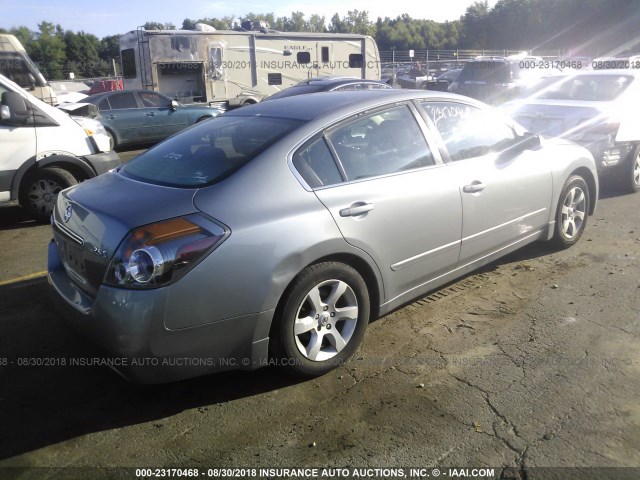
[48,90,598,383]
[501,69,640,192]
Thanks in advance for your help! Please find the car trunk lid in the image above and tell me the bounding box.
[52,169,199,297]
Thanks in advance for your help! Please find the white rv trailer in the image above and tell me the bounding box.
[119,28,381,108]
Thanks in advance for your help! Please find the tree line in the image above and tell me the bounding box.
[2,0,638,80]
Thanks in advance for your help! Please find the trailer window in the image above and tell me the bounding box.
[321,47,330,63]
[209,47,223,79]
[170,36,191,51]
[121,49,136,79]
[349,54,363,69]
[268,73,282,85]
[297,52,311,65]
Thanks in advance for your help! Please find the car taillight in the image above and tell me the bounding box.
[580,118,620,136]
[105,215,228,289]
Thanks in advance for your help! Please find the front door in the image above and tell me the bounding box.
[418,101,552,265]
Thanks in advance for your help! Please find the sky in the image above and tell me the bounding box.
[2,0,498,38]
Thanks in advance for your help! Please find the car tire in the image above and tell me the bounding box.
[550,175,589,249]
[195,116,211,123]
[19,167,78,223]
[619,145,640,193]
[271,262,370,377]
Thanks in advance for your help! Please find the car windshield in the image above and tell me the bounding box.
[536,75,633,101]
[121,115,302,187]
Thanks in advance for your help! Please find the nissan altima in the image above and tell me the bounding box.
[48,90,598,383]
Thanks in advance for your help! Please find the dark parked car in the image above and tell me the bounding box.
[426,69,462,92]
[84,90,223,149]
[264,77,392,101]
[48,90,597,383]
[450,56,560,105]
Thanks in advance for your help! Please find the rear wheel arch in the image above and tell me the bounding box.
[268,253,382,369]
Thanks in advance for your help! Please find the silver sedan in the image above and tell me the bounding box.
[48,90,598,383]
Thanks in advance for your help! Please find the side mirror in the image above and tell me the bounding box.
[1,92,30,125]
[170,100,179,110]
[518,131,541,150]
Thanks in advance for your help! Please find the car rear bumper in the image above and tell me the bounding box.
[47,241,272,383]
[82,150,121,176]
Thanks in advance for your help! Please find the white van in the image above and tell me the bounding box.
[0,74,120,221]
[0,34,58,105]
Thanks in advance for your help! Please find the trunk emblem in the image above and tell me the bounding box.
[64,205,73,223]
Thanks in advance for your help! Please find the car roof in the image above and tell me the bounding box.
[226,90,478,121]
[292,77,386,87]
[85,89,167,102]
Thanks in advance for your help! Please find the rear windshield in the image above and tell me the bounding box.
[121,115,302,187]
[457,62,511,83]
[536,75,633,101]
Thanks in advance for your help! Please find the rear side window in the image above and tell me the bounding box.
[121,116,302,187]
[108,92,137,109]
[98,98,111,110]
[293,137,343,188]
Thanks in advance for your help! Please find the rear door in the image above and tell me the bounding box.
[99,91,145,144]
[298,103,463,302]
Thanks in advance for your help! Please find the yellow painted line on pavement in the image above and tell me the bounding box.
[0,271,47,286]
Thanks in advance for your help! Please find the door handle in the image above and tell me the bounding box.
[339,203,374,217]
[463,181,486,193]
[107,115,116,120]
[145,112,155,117]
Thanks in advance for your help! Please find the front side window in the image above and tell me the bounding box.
[121,115,302,187]
[139,91,169,108]
[420,102,517,161]
[327,105,434,181]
